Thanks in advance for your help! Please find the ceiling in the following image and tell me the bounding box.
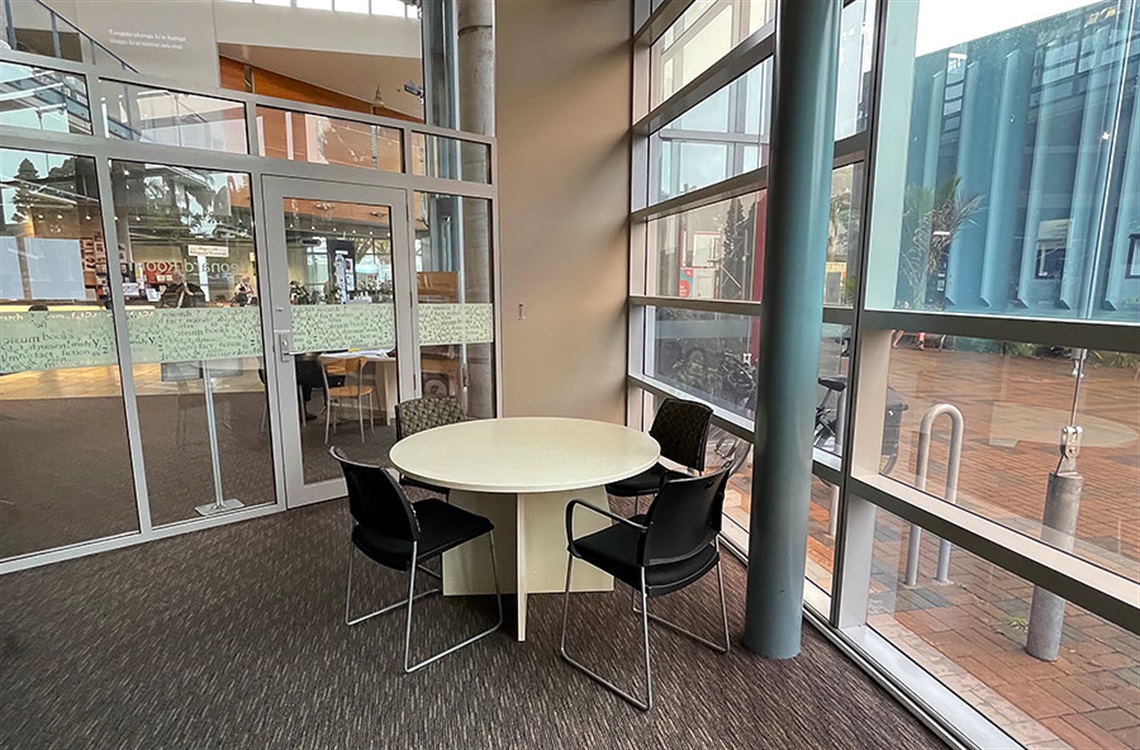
[217,43,424,119]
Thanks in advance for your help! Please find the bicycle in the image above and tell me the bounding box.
[813,374,908,474]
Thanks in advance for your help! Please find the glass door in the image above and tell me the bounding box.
[260,178,414,507]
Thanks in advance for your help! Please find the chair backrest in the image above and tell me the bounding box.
[394,396,464,441]
[329,447,419,543]
[649,397,713,472]
[640,466,731,566]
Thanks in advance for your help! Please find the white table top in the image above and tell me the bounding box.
[317,350,395,363]
[389,417,660,494]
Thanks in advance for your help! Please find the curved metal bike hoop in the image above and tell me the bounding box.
[904,403,964,586]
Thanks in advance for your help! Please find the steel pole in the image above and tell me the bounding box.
[743,0,842,659]
[1026,470,1083,661]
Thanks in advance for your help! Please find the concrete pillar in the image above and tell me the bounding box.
[456,0,495,418]
[743,0,841,659]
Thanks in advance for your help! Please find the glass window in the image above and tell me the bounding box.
[826,162,864,307]
[881,335,1140,582]
[256,106,402,172]
[867,0,1140,322]
[411,133,491,184]
[0,62,92,135]
[651,59,772,203]
[834,0,875,140]
[110,161,274,526]
[869,507,1140,749]
[644,307,759,420]
[650,0,776,108]
[104,84,248,154]
[1,149,137,557]
[280,196,400,482]
[647,191,764,301]
[812,323,851,458]
[414,193,495,419]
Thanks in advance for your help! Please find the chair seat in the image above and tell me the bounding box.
[605,463,687,498]
[572,519,719,598]
[328,384,375,399]
[352,498,492,570]
[400,474,451,497]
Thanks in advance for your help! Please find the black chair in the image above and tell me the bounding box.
[605,398,713,513]
[331,447,502,672]
[393,396,466,497]
[560,466,732,710]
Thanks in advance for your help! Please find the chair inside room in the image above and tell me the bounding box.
[321,356,375,444]
[561,466,732,710]
[393,396,466,496]
[330,447,502,673]
[605,397,714,512]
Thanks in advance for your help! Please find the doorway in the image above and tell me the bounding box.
[260,178,415,507]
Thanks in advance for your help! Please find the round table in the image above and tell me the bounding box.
[389,417,659,641]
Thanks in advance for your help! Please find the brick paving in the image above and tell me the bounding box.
[719,347,1140,748]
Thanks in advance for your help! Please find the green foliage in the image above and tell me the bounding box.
[289,280,318,305]
[1090,350,1140,370]
[897,175,984,309]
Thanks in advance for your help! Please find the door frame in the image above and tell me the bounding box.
[259,176,416,508]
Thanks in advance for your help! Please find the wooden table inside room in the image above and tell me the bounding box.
[389,417,660,642]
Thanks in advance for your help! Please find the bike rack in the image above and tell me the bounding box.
[904,403,964,586]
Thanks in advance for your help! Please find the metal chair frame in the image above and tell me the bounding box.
[344,530,504,673]
[559,501,730,711]
[334,447,503,673]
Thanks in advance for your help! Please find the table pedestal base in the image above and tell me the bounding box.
[442,486,613,641]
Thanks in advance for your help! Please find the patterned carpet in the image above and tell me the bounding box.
[0,497,946,750]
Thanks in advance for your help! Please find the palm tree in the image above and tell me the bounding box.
[897,175,983,310]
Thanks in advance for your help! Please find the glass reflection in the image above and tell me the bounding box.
[0,148,137,557]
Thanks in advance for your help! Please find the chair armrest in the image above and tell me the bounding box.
[565,499,647,556]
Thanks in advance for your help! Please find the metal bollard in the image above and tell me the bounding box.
[1026,427,1084,661]
[904,404,964,586]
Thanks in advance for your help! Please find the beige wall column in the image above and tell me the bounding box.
[495,0,631,422]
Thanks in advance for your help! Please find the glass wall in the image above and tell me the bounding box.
[870,506,1140,749]
[257,107,403,172]
[865,0,1140,323]
[105,84,248,153]
[0,148,137,557]
[414,192,496,419]
[629,1,1140,747]
[650,0,775,108]
[110,161,274,526]
[650,59,772,203]
[0,62,91,135]
[0,39,498,569]
[646,191,763,300]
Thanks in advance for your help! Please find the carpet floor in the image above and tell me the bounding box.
[0,497,947,750]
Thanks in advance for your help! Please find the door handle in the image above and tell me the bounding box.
[277,331,293,363]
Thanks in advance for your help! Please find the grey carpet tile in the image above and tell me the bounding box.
[0,498,946,750]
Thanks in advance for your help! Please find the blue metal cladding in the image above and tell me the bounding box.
[898,0,1140,322]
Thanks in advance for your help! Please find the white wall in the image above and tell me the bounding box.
[496,0,631,422]
[36,0,420,90]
